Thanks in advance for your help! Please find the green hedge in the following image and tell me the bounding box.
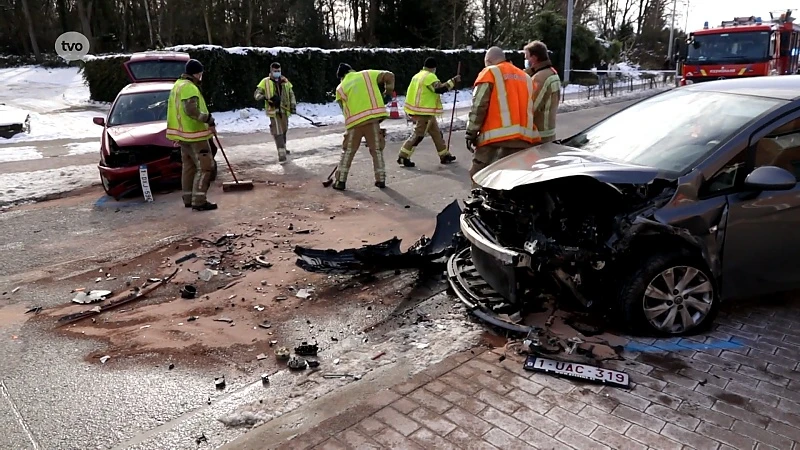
[82,46,524,111]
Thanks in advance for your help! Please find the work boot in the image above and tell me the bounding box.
[375,181,386,189]
[278,148,287,163]
[440,154,457,164]
[397,156,415,167]
[192,202,218,211]
[332,181,346,191]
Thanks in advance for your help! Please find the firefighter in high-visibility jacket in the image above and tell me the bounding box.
[524,40,561,143]
[166,59,218,211]
[466,47,541,187]
[397,57,460,167]
[254,62,297,162]
[333,63,395,191]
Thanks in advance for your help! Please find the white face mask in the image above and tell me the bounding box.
[272,71,281,79]
[524,59,531,69]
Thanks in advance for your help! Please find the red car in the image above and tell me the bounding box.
[93,51,216,200]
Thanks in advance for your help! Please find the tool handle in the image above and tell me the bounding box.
[446,61,461,152]
[214,132,239,183]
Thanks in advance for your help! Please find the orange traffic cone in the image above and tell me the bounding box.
[388,91,401,119]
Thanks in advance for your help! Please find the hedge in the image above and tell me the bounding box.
[82,46,524,111]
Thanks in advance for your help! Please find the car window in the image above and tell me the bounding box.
[705,151,747,194]
[108,91,171,126]
[561,89,785,174]
[754,117,800,180]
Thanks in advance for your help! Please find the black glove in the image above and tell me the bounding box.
[465,135,476,153]
[268,95,281,108]
[382,93,392,104]
[206,114,215,127]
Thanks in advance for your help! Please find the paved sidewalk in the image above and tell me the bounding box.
[280,299,800,450]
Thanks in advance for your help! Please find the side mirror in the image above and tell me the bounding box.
[744,166,797,191]
[93,117,106,127]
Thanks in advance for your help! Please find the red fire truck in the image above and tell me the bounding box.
[677,10,800,85]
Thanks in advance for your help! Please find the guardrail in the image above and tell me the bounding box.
[565,69,677,101]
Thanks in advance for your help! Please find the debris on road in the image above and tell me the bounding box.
[274,347,290,360]
[99,355,110,364]
[287,357,307,370]
[25,306,42,314]
[261,374,270,385]
[180,285,197,299]
[214,317,234,324]
[198,269,217,282]
[11,287,20,294]
[371,351,386,360]
[72,290,113,304]
[175,252,197,264]
[295,342,318,356]
[215,376,226,390]
[295,288,313,299]
[523,354,630,388]
[294,200,462,274]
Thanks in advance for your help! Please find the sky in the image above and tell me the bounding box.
[683,0,795,32]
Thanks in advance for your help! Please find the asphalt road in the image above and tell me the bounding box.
[0,100,637,450]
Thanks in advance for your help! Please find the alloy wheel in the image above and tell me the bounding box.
[642,265,714,334]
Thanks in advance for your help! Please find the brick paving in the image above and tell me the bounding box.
[280,300,800,450]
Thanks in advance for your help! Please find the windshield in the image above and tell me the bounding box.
[108,91,170,127]
[686,31,771,64]
[561,89,785,173]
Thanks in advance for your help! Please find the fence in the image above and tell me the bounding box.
[566,69,677,101]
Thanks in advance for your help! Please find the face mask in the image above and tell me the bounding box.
[524,59,530,69]
[272,71,281,79]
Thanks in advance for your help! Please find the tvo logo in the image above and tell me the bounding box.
[55,32,90,61]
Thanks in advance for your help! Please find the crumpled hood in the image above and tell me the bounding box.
[107,121,172,147]
[473,142,666,190]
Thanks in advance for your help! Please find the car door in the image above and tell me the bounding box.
[717,110,800,299]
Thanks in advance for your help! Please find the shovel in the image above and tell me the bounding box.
[296,113,326,127]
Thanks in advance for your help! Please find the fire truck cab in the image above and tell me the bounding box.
[675,10,800,85]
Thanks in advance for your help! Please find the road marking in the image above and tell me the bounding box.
[1,379,41,450]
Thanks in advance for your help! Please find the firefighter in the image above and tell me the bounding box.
[524,40,561,143]
[397,57,460,167]
[466,46,540,187]
[332,63,395,191]
[166,58,217,211]
[254,62,297,162]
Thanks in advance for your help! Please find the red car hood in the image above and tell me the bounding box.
[107,121,173,147]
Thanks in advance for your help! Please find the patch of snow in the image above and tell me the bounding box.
[0,146,42,163]
[0,105,29,126]
[67,141,99,156]
[0,165,99,206]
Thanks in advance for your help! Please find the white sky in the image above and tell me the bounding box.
[683,0,794,32]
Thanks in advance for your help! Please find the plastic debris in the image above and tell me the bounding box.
[72,290,112,304]
[295,288,314,299]
[287,357,307,370]
[274,347,290,360]
[215,376,226,390]
[198,269,218,282]
[99,355,110,364]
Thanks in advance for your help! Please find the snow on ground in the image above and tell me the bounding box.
[66,141,99,156]
[0,165,99,205]
[0,146,42,163]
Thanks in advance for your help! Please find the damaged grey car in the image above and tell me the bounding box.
[450,76,800,336]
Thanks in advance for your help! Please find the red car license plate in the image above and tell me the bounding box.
[524,356,630,388]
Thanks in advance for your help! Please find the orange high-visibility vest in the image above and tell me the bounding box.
[474,61,541,147]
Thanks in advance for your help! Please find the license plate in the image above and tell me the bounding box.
[524,356,630,388]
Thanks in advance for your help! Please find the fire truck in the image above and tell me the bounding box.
[676,10,800,85]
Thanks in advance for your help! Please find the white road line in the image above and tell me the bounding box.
[1,379,41,450]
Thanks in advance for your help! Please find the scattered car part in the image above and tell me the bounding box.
[180,285,197,299]
[372,351,386,360]
[198,269,217,281]
[255,256,273,268]
[100,355,111,364]
[295,288,313,299]
[214,317,234,324]
[294,200,463,274]
[287,357,307,370]
[523,355,630,388]
[57,269,179,326]
[188,316,199,321]
[322,373,361,380]
[256,353,268,361]
[274,347,290,360]
[215,376,226,390]
[258,321,271,329]
[306,360,320,368]
[175,252,197,264]
[25,306,42,314]
[295,342,318,356]
[261,374,270,385]
[11,287,20,294]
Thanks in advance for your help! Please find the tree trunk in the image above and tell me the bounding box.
[143,0,155,48]
[19,0,41,62]
[203,0,213,44]
[245,0,253,45]
[76,0,95,48]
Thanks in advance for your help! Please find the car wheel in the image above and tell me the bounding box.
[99,172,119,200]
[619,252,718,336]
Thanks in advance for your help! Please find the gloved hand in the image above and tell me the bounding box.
[255,92,266,101]
[206,114,216,127]
[465,135,476,153]
[452,74,461,84]
[382,92,392,104]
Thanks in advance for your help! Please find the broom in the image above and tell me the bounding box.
[445,61,462,151]
[214,132,254,192]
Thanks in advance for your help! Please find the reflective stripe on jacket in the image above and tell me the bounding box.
[257,76,296,118]
[166,79,212,142]
[404,70,444,116]
[473,62,540,147]
[335,70,389,129]
[531,65,561,141]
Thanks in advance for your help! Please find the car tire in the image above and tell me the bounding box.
[99,171,120,200]
[618,251,718,337]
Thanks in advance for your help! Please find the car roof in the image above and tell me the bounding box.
[683,76,800,101]
[120,81,175,95]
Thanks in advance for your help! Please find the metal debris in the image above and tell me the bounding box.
[215,376,226,390]
[24,306,42,314]
[214,317,234,324]
[261,374,270,385]
[181,285,197,299]
[72,290,112,304]
[295,342,318,356]
[287,357,307,370]
[175,253,197,264]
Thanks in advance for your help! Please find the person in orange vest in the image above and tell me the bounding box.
[333,63,395,191]
[465,46,541,186]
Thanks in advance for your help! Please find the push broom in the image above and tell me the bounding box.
[213,132,254,192]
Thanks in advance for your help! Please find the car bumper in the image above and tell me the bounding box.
[98,156,181,183]
[460,214,530,267]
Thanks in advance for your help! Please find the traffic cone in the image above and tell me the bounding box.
[388,91,401,119]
